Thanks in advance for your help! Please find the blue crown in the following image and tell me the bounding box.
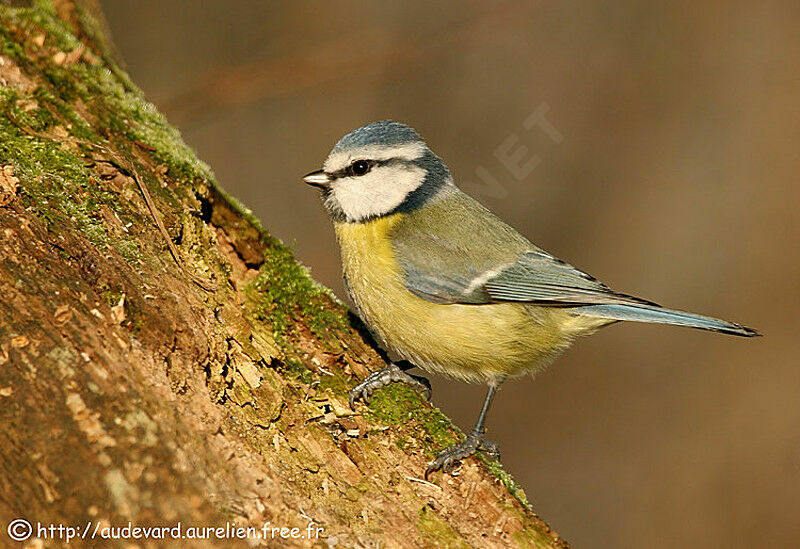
[332,121,423,153]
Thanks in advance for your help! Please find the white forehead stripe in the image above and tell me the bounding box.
[323,141,427,173]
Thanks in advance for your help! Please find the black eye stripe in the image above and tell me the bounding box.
[330,158,409,180]
[328,158,413,178]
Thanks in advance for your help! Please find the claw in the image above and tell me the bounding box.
[348,391,358,411]
[348,363,431,410]
[479,440,501,461]
[425,434,501,480]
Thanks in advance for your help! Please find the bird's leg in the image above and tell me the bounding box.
[349,361,431,410]
[425,382,501,479]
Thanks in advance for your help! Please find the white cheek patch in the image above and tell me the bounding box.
[330,164,427,222]
[324,142,427,174]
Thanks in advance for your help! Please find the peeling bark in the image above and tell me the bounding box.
[0,1,568,547]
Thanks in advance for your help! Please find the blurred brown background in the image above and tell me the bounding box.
[100,1,799,547]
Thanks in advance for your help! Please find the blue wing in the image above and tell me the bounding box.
[392,191,652,307]
[391,190,758,336]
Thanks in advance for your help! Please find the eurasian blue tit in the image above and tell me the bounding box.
[303,121,759,479]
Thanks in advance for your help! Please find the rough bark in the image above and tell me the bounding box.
[0,1,568,547]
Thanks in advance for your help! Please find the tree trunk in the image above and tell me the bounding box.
[0,1,568,546]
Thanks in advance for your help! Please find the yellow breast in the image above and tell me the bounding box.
[334,215,584,382]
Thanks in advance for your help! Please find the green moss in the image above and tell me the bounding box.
[480,454,533,511]
[0,94,103,242]
[247,242,346,342]
[32,0,56,17]
[0,32,26,59]
[0,4,224,276]
[19,3,81,52]
[32,86,95,139]
[280,356,316,385]
[113,238,143,264]
[316,371,357,400]
[363,381,533,510]
[416,505,470,548]
[40,63,80,102]
[512,525,560,548]
[365,384,459,452]
[97,281,122,308]
[2,3,213,186]
[363,384,417,424]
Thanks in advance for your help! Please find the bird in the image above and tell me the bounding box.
[302,120,759,479]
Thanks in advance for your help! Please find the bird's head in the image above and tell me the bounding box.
[303,121,452,223]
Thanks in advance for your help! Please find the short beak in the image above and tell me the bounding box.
[303,169,331,189]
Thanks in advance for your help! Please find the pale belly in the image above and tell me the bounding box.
[335,218,599,383]
[350,280,575,382]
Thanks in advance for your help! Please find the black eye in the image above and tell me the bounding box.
[350,160,370,176]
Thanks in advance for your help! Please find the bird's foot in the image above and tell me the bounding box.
[349,362,431,410]
[425,432,501,480]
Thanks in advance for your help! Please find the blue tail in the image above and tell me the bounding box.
[573,303,760,337]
